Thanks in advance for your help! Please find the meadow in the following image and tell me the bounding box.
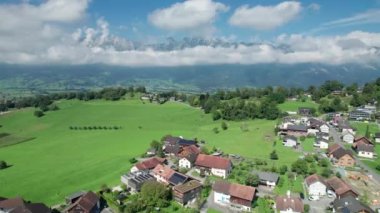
[278,99,319,112]
[0,98,300,205]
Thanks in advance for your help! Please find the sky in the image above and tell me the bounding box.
[0,0,380,66]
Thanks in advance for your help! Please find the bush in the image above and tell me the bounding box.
[0,160,8,169]
[221,121,228,130]
[212,127,220,134]
[270,150,279,160]
[300,136,306,142]
[34,110,44,117]
[304,204,310,213]
[279,165,288,175]
[321,168,332,178]
[129,158,138,164]
[376,164,380,171]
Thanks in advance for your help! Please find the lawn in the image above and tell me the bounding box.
[0,98,300,205]
[350,121,379,137]
[301,137,315,152]
[278,99,319,112]
[274,174,304,195]
[361,145,380,175]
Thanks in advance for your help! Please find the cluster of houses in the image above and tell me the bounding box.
[349,105,376,121]
[304,174,374,213]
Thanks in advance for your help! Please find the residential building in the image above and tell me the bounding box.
[130,157,166,173]
[275,191,304,213]
[172,180,202,206]
[342,131,355,144]
[121,171,155,192]
[352,137,374,149]
[305,174,327,197]
[65,191,101,213]
[213,181,256,212]
[178,145,200,169]
[167,172,189,186]
[375,133,380,143]
[316,132,329,141]
[349,108,373,121]
[328,145,355,167]
[146,148,156,156]
[152,164,176,185]
[314,137,329,149]
[332,196,374,213]
[283,135,298,148]
[178,138,198,147]
[251,171,279,188]
[0,197,51,213]
[356,143,375,159]
[284,125,308,137]
[326,177,358,199]
[195,154,232,179]
[298,107,313,116]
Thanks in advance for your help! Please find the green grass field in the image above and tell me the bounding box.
[350,121,379,137]
[278,99,319,112]
[301,138,315,152]
[0,98,300,205]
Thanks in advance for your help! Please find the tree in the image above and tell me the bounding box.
[318,158,329,167]
[291,159,308,175]
[279,165,288,175]
[365,124,370,138]
[221,121,228,130]
[213,127,219,134]
[150,140,161,150]
[129,158,138,164]
[34,110,44,117]
[321,168,332,178]
[140,181,171,208]
[0,160,7,169]
[376,164,380,171]
[200,146,209,154]
[245,174,260,187]
[336,172,342,178]
[304,204,310,213]
[270,150,279,160]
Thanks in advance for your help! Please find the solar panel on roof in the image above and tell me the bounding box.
[169,172,188,185]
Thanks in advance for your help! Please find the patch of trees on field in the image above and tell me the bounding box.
[68,126,122,130]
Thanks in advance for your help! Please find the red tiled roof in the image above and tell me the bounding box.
[152,164,175,180]
[305,174,326,186]
[135,157,166,170]
[275,196,304,212]
[177,145,200,159]
[195,154,231,170]
[213,181,256,202]
[326,177,358,197]
[328,143,342,154]
[67,191,99,212]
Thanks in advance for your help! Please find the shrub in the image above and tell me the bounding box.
[279,165,288,175]
[34,110,44,117]
[304,204,310,213]
[270,150,279,160]
[376,164,380,171]
[212,127,220,134]
[300,136,306,142]
[221,121,228,130]
[0,161,8,169]
[129,158,138,164]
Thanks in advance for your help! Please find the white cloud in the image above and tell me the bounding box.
[148,0,228,34]
[229,1,302,30]
[308,3,320,11]
[322,9,380,28]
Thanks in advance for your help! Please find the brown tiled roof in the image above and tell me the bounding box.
[331,147,354,159]
[0,197,50,213]
[67,191,99,213]
[354,137,373,145]
[152,164,175,180]
[195,154,231,170]
[213,181,256,202]
[328,143,342,154]
[173,180,202,194]
[305,174,326,186]
[135,157,166,170]
[357,143,374,152]
[275,196,304,212]
[326,177,358,197]
[178,145,200,163]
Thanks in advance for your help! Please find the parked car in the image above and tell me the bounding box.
[308,195,319,201]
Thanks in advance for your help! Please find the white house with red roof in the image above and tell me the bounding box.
[213,181,256,212]
[130,157,166,173]
[194,154,232,179]
[305,174,327,197]
[152,164,175,185]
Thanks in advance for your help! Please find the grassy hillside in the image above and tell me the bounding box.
[278,99,319,112]
[0,98,298,205]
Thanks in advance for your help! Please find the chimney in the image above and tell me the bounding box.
[287,190,291,198]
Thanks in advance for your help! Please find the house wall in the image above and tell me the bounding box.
[343,134,354,144]
[376,138,380,143]
[308,182,327,197]
[179,158,192,169]
[174,187,201,205]
[279,209,301,213]
[336,155,355,167]
[320,125,329,133]
[308,129,319,135]
[320,142,328,149]
[358,151,374,159]
[211,168,228,179]
[214,191,230,206]
[287,131,307,137]
[130,166,139,173]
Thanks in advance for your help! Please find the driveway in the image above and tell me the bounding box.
[200,192,238,213]
[303,196,334,213]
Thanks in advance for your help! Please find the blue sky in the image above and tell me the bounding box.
[0,0,379,66]
[85,0,380,41]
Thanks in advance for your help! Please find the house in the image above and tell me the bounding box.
[167,172,189,186]
[152,164,176,185]
[338,120,355,134]
[146,148,157,156]
[314,137,329,149]
[305,174,327,197]
[326,177,358,199]
[121,171,155,192]
[178,145,200,169]
[0,197,51,213]
[275,191,304,213]
[65,191,101,213]
[316,132,329,141]
[342,131,355,144]
[320,123,330,134]
[178,138,198,147]
[251,171,279,188]
[283,135,298,148]
[298,107,313,116]
[285,125,308,137]
[328,145,355,167]
[375,132,380,143]
[332,196,374,213]
[172,180,202,206]
[213,181,256,212]
[352,137,373,149]
[349,108,373,121]
[130,157,166,173]
[195,154,232,179]
[356,143,375,159]
[163,136,181,155]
